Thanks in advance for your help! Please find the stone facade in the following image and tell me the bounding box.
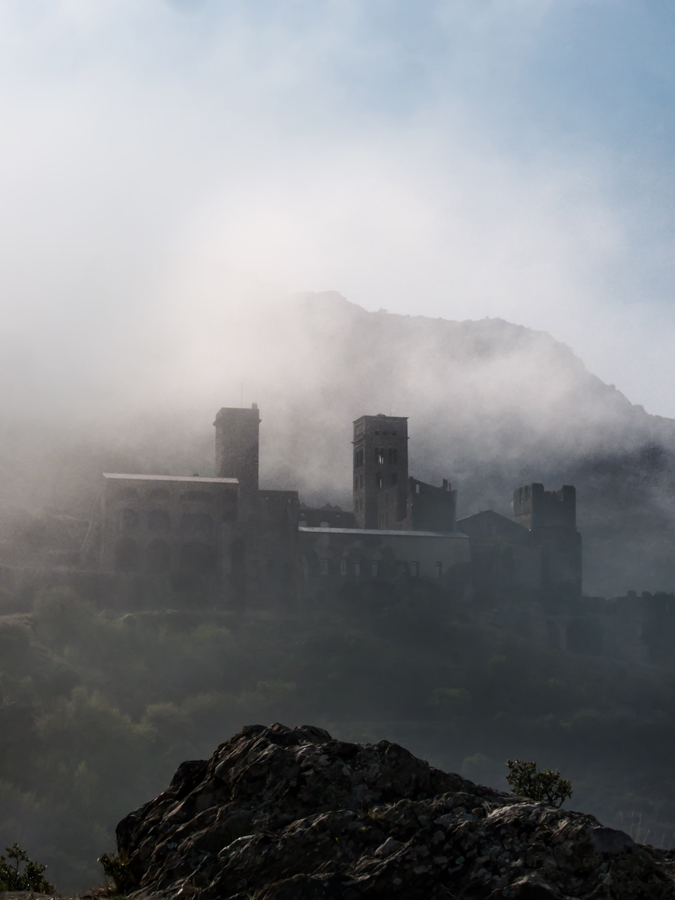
[99,474,239,577]
[89,408,300,609]
[299,526,470,607]
[352,414,409,529]
[89,406,582,615]
[513,483,582,599]
[455,510,541,604]
[352,414,457,533]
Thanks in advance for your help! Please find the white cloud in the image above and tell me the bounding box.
[0,0,673,419]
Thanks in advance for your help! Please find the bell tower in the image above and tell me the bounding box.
[353,414,408,529]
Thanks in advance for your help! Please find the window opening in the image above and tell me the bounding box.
[115,538,139,572]
[146,539,171,573]
[410,561,419,577]
[320,558,330,576]
[340,559,348,576]
[147,509,170,533]
[120,508,139,533]
[179,513,214,538]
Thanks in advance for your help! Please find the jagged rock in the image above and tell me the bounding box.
[116,723,675,899]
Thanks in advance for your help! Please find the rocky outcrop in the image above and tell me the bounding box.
[117,723,675,899]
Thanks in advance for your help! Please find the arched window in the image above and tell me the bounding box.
[179,513,214,538]
[147,509,170,533]
[146,539,171,573]
[120,508,139,533]
[115,538,139,572]
[179,542,217,573]
[182,491,213,504]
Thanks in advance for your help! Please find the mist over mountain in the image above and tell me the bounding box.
[2,291,674,596]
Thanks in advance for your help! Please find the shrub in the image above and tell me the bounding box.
[506,759,572,808]
[99,851,135,893]
[0,843,55,893]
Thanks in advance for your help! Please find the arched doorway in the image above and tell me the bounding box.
[179,542,217,573]
[146,539,171,573]
[115,538,140,572]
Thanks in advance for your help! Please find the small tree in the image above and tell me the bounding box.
[99,851,135,894]
[506,759,572,808]
[0,843,55,893]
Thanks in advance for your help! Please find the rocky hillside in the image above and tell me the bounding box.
[116,723,675,900]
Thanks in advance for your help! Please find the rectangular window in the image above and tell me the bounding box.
[376,448,385,465]
[390,473,398,486]
[354,559,361,577]
[388,448,398,464]
[354,477,359,491]
[354,449,363,467]
[376,473,383,489]
[415,483,421,494]
[320,558,330,576]
[371,560,379,577]
[410,561,419,577]
[340,559,348,576]
[434,562,442,579]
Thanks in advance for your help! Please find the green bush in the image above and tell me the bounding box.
[0,843,55,893]
[99,851,135,894]
[506,759,573,808]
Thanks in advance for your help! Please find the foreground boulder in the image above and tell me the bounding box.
[117,723,675,899]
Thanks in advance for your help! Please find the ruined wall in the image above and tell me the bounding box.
[513,483,576,531]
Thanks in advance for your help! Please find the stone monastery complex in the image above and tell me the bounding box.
[83,405,582,614]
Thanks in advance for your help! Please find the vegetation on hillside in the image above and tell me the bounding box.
[2,587,675,891]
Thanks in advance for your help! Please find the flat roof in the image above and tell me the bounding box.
[103,473,239,485]
[298,526,468,538]
[353,414,408,424]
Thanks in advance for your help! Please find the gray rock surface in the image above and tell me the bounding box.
[116,723,675,899]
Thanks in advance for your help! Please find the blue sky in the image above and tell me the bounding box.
[1,1,675,415]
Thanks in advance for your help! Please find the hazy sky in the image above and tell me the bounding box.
[2,1,675,416]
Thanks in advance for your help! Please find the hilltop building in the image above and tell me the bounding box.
[457,485,582,606]
[85,405,581,610]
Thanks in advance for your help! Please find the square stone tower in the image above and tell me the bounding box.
[214,404,261,499]
[353,414,408,529]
